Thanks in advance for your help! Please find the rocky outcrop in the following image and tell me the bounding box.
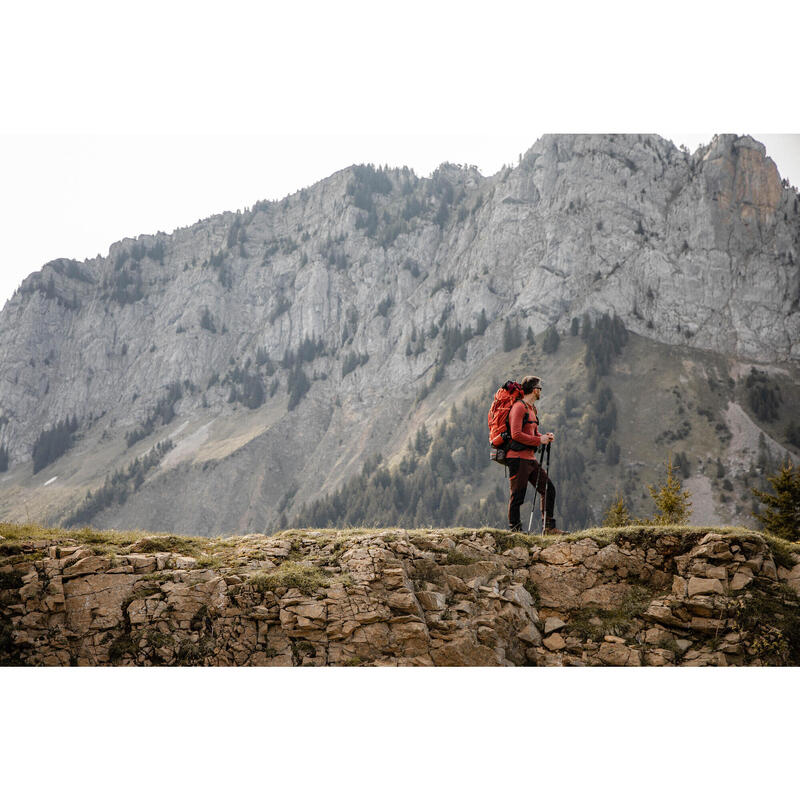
[2,526,798,666]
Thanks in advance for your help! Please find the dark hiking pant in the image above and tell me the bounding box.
[508,458,556,531]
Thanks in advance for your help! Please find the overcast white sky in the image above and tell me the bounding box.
[2,2,799,311]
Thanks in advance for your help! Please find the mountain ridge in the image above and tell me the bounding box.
[0,133,798,534]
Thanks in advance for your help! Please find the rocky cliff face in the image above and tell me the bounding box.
[2,525,799,666]
[0,134,797,532]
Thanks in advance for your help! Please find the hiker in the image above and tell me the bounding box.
[506,375,557,532]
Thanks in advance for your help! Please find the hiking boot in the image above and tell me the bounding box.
[541,518,568,536]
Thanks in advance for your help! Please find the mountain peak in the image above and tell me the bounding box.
[0,134,797,535]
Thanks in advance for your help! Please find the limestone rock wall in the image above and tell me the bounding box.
[2,528,798,666]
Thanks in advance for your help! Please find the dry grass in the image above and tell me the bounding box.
[247,561,345,594]
[0,521,237,564]
[3,520,796,572]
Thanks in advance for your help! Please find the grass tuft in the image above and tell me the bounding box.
[734,580,800,664]
[195,555,224,570]
[489,530,538,551]
[127,536,203,555]
[247,562,336,594]
[760,533,800,570]
[445,549,479,566]
[566,585,653,641]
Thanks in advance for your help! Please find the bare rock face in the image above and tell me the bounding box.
[703,135,783,234]
[2,527,798,667]
[0,133,797,533]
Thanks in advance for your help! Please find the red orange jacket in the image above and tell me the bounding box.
[507,400,545,461]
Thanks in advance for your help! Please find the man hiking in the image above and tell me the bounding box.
[506,375,558,532]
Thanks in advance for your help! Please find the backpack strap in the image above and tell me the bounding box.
[506,399,531,451]
[505,398,524,432]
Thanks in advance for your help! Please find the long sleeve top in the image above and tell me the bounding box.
[507,400,544,461]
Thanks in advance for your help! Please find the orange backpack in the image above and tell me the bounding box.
[488,381,524,462]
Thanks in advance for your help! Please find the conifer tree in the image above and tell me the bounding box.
[752,460,800,541]
[580,312,592,341]
[414,425,432,456]
[503,319,522,351]
[605,440,621,465]
[647,454,692,524]
[287,367,310,411]
[541,326,560,354]
[603,493,631,527]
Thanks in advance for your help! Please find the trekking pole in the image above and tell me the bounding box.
[528,443,545,533]
[527,494,536,534]
[540,442,552,536]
